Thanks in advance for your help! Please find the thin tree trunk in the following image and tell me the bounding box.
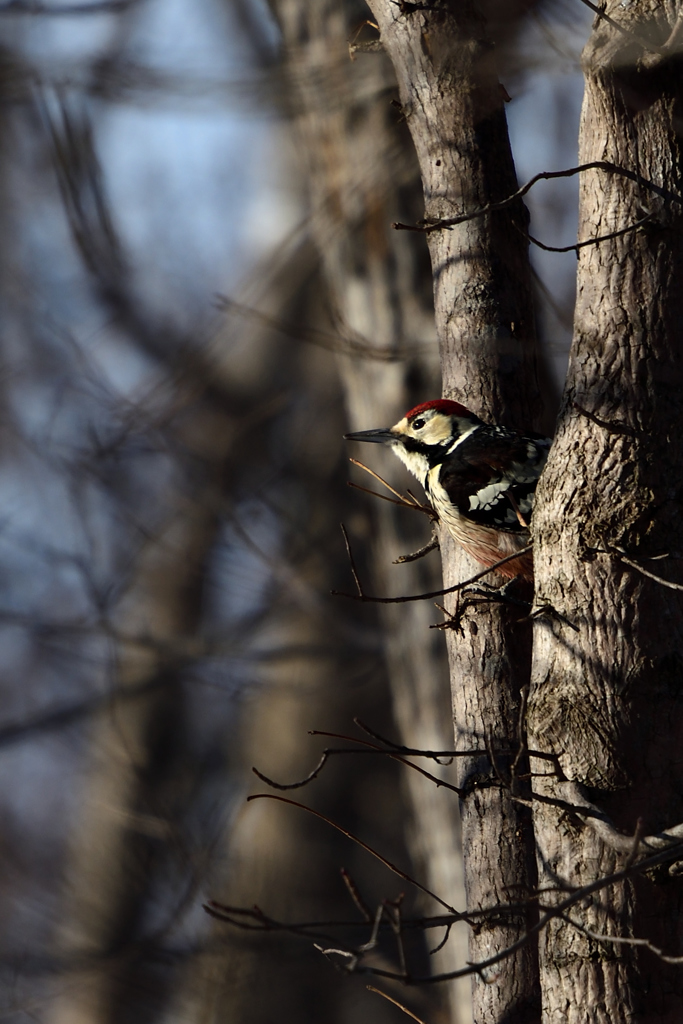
[529,3,683,1021]
[47,489,222,1024]
[271,3,469,1018]
[364,3,542,1022]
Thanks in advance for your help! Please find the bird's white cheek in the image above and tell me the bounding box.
[391,445,429,485]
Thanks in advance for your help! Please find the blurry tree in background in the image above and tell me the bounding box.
[0,1,642,1023]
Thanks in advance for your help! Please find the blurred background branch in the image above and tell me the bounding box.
[0,1,590,1022]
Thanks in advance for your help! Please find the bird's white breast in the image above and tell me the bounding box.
[391,443,429,485]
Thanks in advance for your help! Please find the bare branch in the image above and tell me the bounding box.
[0,0,135,12]
[559,914,683,965]
[252,751,336,790]
[341,868,373,922]
[348,19,382,59]
[367,985,432,1024]
[393,162,682,234]
[216,295,423,363]
[625,818,645,870]
[203,902,354,946]
[333,545,533,604]
[428,922,452,956]
[393,525,440,564]
[349,457,434,514]
[574,0,669,56]
[354,838,683,984]
[247,793,463,916]
[510,684,529,793]
[254,733,468,796]
[358,903,386,952]
[573,402,642,438]
[316,722,558,763]
[523,778,683,855]
[523,211,655,255]
[610,550,683,592]
[348,480,431,514]
[204,900,461,936]
[339,523,363,597]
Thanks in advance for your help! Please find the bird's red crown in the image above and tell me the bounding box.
[405,399,471,421]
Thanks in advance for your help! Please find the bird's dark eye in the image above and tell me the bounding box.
[413,417,425,430]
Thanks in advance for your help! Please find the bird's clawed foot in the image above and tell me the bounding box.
[460,575,530,607]
[432,575,532,633]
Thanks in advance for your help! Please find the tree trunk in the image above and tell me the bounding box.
[529,3,683,1021]
[364,3,542,1022]
[270,3,470,1018]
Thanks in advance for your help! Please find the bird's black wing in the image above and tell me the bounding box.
[435,427,551,533]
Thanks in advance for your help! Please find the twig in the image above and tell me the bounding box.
[203,902,360,946]
[433,584,533,632]
[387,752,466,796]
[559,914,683,964]
[253,748,374,790]
[611,550,683,592]
[393,526,440,564]
[524,603,580,632]
[358,903,386,952]
[340,523,363,597]
[347,459,436,528]
[254,739,467,796]
[393,161,681,234]
[428,922,452,955]
[348,480,429,513]
[353,717,407,751]
[524,211,655,254]
[333,544,533,603]
[341,868,372,922]
[485,727,508,788]
[314,944,358,966]
[315,724,557,763]
[625,817,644,869]
[247,793,462,915]
[522,779,683,855]
[573,401,640,438]
[349,457,430,510]
[575,0,668,56]
[510,685,529,792]
[367,985,431,1024]
[386,896,408,978]
[354,838,683,984]
[313,725,530,760]
[205,900,462,936]
[216,294,418,363]
[0,0,134,12]
[348,19,382,60]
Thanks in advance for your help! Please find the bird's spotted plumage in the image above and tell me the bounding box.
[344,401,551,580]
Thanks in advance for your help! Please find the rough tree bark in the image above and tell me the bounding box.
[529,3,683,1022]
[364,3,542,1022]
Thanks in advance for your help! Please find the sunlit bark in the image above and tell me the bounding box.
[530,3,683,1021]
[364,3,543,1022]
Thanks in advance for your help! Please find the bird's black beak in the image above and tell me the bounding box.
[344,427,396,444]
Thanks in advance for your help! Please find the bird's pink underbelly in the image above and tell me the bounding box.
[434,501,533,581]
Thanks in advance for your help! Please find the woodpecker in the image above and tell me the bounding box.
[345,399,551,581]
